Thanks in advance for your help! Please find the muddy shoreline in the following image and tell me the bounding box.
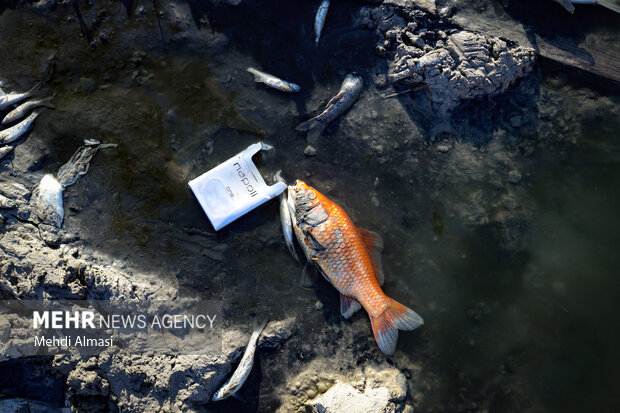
[1,0,619,412]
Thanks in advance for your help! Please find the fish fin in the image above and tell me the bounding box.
[40,96,55,110]
[340,294,362,319]
[597,0,620,13]
[284,234,301,264]
[0,87,6,99]
[369,298,423,355]
[296,117,322,132]
[325,90,345,108]
[357,228,385,286]
[306,122,327,145]
[301,262,319,287]
[233,393,248,403]
[26,80,43,97]
[554,0,575,13]
[246,67,264,83]
[303,228,326,251]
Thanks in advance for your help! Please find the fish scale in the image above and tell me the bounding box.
[287,180,424,354]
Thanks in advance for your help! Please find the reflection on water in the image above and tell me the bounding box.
[408,118,620,412]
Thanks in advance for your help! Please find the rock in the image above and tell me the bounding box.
[279,361,408,413]
[38,223,61,247]
[311,382,391,413]
[1,183,31,200]
[502,196,517,210]
[509,115,523,128]
[67,369,110,397]
[507,169,522,184]
[78,77,96,94]
[364,364,408,401]
[305,145,318,156]
[436,143,452,153]
[259,317,297,350]
[374,73,388,88]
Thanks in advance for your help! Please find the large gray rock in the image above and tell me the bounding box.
[311,382,391,413]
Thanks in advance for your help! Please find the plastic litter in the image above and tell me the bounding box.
[189,142,286,231]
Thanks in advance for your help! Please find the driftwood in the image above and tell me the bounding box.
[452,2,620,84]
[534,34,620,83]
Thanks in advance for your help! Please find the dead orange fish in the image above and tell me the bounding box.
[284,180,423,354]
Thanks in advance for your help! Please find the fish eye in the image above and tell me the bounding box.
[308,192,316,200]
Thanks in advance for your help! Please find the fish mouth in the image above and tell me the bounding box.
[287,179,306,193]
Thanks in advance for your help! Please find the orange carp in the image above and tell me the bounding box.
[284,180,423,354]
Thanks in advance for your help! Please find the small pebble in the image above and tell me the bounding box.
[436,144,451,153]
[304,145,317,156]
[510,115,523,128]
[503,197,517,210]
[507,170,522,184]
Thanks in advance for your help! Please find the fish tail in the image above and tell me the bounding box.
[369,298,423,355]
[296,117,322,132]
[252,319,268,337]
[305,122,326,144]
[26,80,43,97]
[246,67,264,83]
[554,0,575,13]
[597,0,620,13]
[40,96,56,110]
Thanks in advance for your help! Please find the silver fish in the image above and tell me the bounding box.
[0,146,14,161]
[0,193,16,209]
[0,111,40,145]
[31,174,64,227]
[212,320,268,401]
[247,68,301,93]
[2,97,54,125]
[0,82,39,111]
[314,0,330,46]
[280,191,301,263]
[296,73,363,142]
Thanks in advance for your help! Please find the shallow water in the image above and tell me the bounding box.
[1,1,619,411]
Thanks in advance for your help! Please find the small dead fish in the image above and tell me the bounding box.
[314,0,330,46]
[31,174,64,227]
[0,82,40,111]
[212,320,268,401]
[296,73,363,142]
[280,191,301,263]
[2,97,54,125]
[247,68,300,93]
[0,111,40,145]
[286,180,423,355]
[0,146,14,161]
[0,193,16,209]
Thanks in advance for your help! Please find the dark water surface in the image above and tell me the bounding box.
[1,1,619,412]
